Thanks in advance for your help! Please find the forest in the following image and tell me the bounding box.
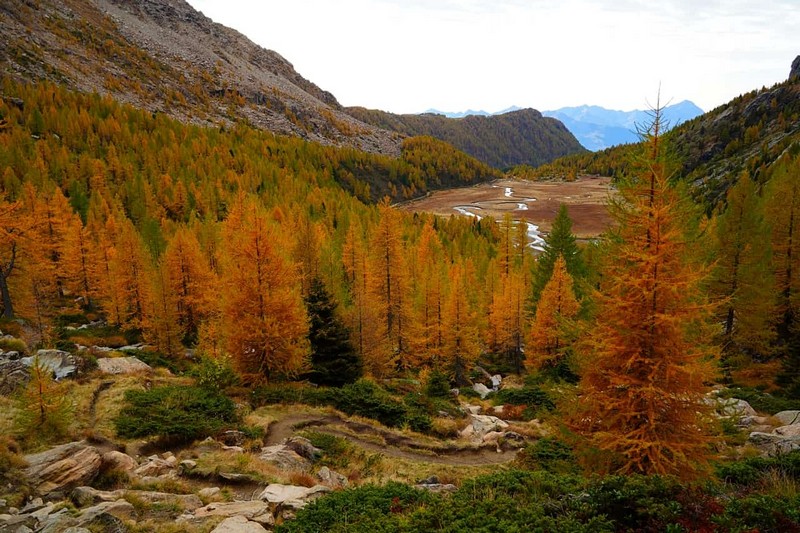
[2,77,800,531]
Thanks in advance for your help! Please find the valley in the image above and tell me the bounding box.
[399,176,614,242]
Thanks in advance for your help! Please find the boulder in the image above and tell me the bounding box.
[285,436,322,461]
[258,445,310,471]
[77,499,136,523]
[211,515,269,533]
[774,410,800,426]
[25,442,102,495]
[490,374,502,390]
[100,451,137,474]
[96,356,152,375]
[472,383,491,399]
[775,424,800,438]
[198,487,222,500]
[0,359,31,394]
[791,55,800,81]
[134,455,175,477]
[467,414,509,438]
[220,430,246,447]
[71,486,203,511]
[716,397,757,418]
[21,350,77,380]
[748,431,800,455]
[194,500,270,519]
[258,483,330,509]
[463,405,481,415]
[316,466,348,488]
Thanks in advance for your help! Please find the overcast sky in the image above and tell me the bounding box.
[186,0,796,115]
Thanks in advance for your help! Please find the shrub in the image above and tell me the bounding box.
[114,386,237,442]
[0,436,26,484]
[720,386,800,413]
[516,437,578,474]
[425,370,451,398]
[190,355,240,391]
[715,450,800,486]
[584,475,684,531]
[0,337,28,355]
[333,380,408,428]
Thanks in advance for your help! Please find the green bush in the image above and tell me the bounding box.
[516,437,578,474]
[333,380,408,428]
[584,475,684,531]
[720,386,800,413]
[715,450,800,485]
[425,370,452,398]
[0,337,28,355]
[114,386,237,442]
[190,355,240,391]
[127,349,184,374]
[53,313,90,327]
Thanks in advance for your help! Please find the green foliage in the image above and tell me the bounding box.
[715,450,800,486]
[304,278,362,387]
[114,386,237,442]
[531,205,586,306]
[719,386,800,413]
[424,369,451,398]
[53,313,90,327]
[0,337,28,355]
[712,493,800,531]
[584,475,684,531]
[0,436,26,485]
[515,437,578,474]
[333,379,408,428]
[300,431,353,469]
[14,357,72,445]
[493,384,555,420]
[189,355,240,392]
[124,349,184,374]
[276,482,433,533]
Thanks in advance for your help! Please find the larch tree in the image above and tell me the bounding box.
[487,270,527,374]
[146,262,183,359]
[711,172,776,367]
[570,106,719,479]
[110,218,153,332]
[526,254,579,374]
[0,196,26,318]
[442,263,480,385]
[220,199,309,383]
[409,221,447,368]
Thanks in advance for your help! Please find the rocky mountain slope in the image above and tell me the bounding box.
[0,0,402,154]
[345,106,586,169]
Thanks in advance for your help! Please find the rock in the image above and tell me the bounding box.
[739,415,771,428]
[415,482,457,493]
[211,515,269,533]
[716,397,757,418]
[503,431,526,446]
[71,486,203,511]
[0,359,31,394]
[96,356,152,375]
[20,350,77,380]
[285,436,322,461]
[775,424,800,438]
[25,442,102,495]
[490,374,502,390]
[62,528,92,533]
[258,445,310,471]
[468,414,509,438]
[20,498,46,514]
[78,499,136,523]
[221,445,245,453]
[179,459,198,472]
[134,456,175,477]
[464,405,481,415]
[101,451,138,474]
[472,383,491,399]
[774,410,800,426]
[791,55,800,81]
[220,430,246,447]
[316,466,348,488]
[218,472,259,483]
[198,487,221,500]
[482,431,505,445]
[492,405,504,415]
[194,500,270,519]
[258,483,330,509]
[748,431,800,455]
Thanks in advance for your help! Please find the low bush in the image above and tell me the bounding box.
[189,355,240,391]
[720,386,800,414]
[515,437,578,474]
[114,386,237,443]
[0,337,28,355]
[715,450,800,486]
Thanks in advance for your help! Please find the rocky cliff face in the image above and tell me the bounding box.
[791,55,800,81]
[0,0,402,154]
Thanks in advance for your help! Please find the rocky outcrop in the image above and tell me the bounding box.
[25,442,102,495]
[774,410,800,426]
[316,466,348,488]
[258,483,330,509]
[194,500,272,522]
[20,350,78,380]
[258,445,310,471]
[72,486,203,511]
[211,515,270,533]
[461,414,509,440]
[791,55,800,81]
[100,450,138,474]
[96,356,152,375]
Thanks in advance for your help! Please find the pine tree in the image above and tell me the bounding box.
[531,204,585,305]
[305,278,362,386]
[570,107,719,479]
[526,255,579,375]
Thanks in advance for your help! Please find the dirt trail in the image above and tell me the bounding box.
[265,414,519,466]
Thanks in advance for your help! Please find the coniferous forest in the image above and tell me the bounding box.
[2,9,800,531]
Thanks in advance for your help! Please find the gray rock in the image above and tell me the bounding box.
[415,482,457,493]
[490,374,502,390]
[258,483,330,509]
[71,486,203,511]
[220,430,246,446]
[749,431,800,455]
[25,442,102,495]
[218,472,259,484]
[101,451,138,474]
[258,445,310,471]
[467,414,509,438]
[716,397,757,418]
[198,487,221,500]
[96,356,152,375]
[20,350,77,380]
[791,55,800,81]
[211,515,268,533]
[774,410,800,426]
[775,424,800,438]
[0,359,30,394]
[316,466,348,488]
[285,436,322,461]
[134,456,175,477]
[472,383,491,399]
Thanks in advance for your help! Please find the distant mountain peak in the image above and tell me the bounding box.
[421,106,522,119]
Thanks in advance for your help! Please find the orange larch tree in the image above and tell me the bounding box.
[526,254,579,373]
[570,107,719,479]
[220,199,309,382]
[442,262,481,385]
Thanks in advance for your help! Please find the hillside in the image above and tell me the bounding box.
[345,106,586,169]
[525,60,800,206]
[543,101,703,151]
[0,0,402,154]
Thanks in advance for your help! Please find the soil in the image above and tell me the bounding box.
[265,414,519,466]
[399,176,614,239]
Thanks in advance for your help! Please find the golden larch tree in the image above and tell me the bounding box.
[526,254,579,372]
[220,199,309,382]
[442,262,481,385]
[570,107,719,479]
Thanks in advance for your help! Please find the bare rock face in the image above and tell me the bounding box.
[100,450,138,474]
[96,356,152,375]
[790,55,800,81]
[258,445,310,471]
[194,501,271,520]
[211,515,269,533]
[25,442,102,495]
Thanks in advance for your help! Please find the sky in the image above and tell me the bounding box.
[186,0,796,115]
